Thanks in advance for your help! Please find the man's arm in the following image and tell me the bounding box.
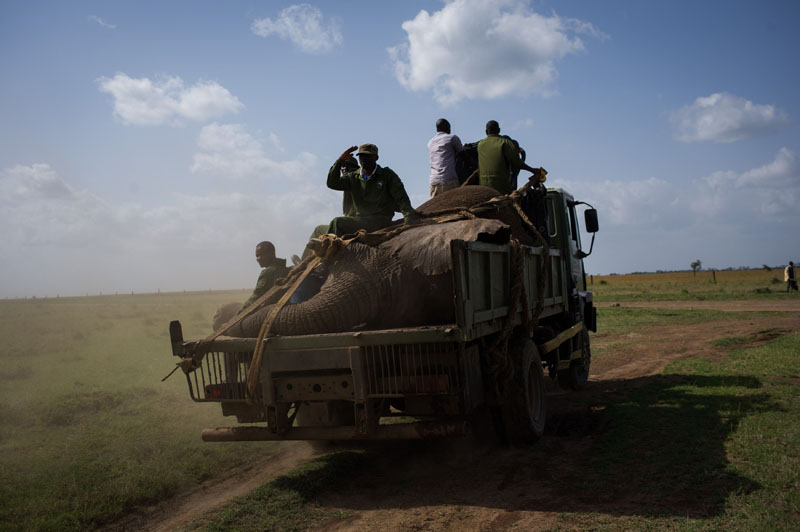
[385,169,416,219]
[327,146,359,191]
[503,138,539,175]
[452,134,464,153]
[327,160,349,191]
[243,268,271,307]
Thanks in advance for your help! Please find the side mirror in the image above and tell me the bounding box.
[584,209,599,233]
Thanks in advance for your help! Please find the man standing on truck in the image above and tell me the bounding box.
[325,143,418,236]
[477,120,541,195]
[427,118,463,197]
[243,241,289,308]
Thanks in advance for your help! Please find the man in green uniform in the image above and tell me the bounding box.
[298,156,360,262]
[340,155,359,216]
[477,120,541,195]
[243,241,289,308]
[325,143,418,236]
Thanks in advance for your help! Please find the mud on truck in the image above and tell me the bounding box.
[168,178,598,444]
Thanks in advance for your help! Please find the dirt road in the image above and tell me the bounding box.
[124,301,800,531]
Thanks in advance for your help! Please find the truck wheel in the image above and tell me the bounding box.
[558,330,591,390]
[502,337,546,444]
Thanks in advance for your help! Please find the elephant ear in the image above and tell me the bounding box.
[379,218,510,276]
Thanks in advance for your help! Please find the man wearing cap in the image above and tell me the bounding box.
[477,120,542,195]
[325,143,418,236]
[299,156,361,260]
[427,118,463,198]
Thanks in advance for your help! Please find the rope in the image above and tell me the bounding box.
[164,234,346,382]
[166,180,551,395]
[245,234,346,399]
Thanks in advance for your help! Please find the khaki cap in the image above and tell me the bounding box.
[356,143,379,157]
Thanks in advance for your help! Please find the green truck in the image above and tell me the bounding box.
[169,186,598,444]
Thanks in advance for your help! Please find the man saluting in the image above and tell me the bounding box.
[325,143,418,236]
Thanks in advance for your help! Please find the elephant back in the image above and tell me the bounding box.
[416,185,500,214]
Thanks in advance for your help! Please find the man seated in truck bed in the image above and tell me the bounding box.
[325,143,418,235]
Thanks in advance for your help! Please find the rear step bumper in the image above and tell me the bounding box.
[202,419,469,441]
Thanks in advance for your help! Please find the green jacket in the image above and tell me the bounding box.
[477,134,524,195]
[327,160,415,220]
[243,258,288,308]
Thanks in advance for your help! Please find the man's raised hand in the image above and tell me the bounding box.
[338,146,358,161]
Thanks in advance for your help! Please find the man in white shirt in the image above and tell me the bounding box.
[427,118,463,197]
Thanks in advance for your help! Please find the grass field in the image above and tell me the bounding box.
[189,326,800,532]
[0,290,272,532]
[1,273,798,531]
[589,268,794,301]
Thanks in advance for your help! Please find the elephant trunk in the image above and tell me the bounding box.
[226,242,402,338]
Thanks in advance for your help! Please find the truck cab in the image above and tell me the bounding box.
[546,187,598,335]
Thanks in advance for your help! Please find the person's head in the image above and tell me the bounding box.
[791,261,795,266]
[485,120,500,135]
[255,241,275,267]
[356,143,379,173]
[435,118,451,134]
[341,156,359,174]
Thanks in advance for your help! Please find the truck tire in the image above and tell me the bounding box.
[558,330,591,390]
[502,337,546,444]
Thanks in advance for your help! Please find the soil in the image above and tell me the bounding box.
[116,300,800,532]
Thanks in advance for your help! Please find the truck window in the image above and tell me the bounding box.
[547,197,558,238]
[568,205,578,242]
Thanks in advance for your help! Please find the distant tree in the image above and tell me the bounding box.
[690,260,702,275]
[762,264,772,271]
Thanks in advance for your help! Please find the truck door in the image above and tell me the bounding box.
[566,203,585,292]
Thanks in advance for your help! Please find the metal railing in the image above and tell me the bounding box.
[362,343,460,397]
[186,351,252,402]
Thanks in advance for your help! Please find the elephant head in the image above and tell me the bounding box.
[226,185,523,338]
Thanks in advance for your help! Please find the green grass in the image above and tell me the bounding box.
[570,333,800,531]
[589,269,798,302]
[3,291,799,531]
[0,290,274,532]
[183,320,800,531]
[193,451,364,532]
[594,306,776,335]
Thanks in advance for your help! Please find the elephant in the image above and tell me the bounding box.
[225,185,538,338]
[213,301,243,331]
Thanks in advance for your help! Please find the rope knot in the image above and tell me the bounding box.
[308,233,346,261]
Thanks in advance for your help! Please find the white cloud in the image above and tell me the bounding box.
[671,92,789,143]
[251,4,342,54]
[88,15,116,29]
[553,148,799,230]
[692,148,798,218]
[0,162,340,297]
[0,164,121,248]
[388,0,605,105]
[191,123,317,180]
[551,149,800,273]
[97,74,243,126]
[551,175,682,229]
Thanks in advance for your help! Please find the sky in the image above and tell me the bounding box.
[1,0,799,298]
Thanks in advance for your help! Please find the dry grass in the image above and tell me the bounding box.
[588,268,791,301]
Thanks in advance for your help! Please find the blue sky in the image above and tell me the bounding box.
[1,0,798,298]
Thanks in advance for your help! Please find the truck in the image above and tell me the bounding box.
[168,185,598,444]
